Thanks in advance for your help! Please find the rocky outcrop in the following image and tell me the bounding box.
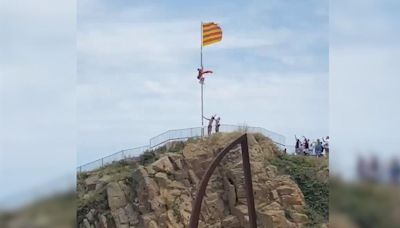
[78,133,310,227]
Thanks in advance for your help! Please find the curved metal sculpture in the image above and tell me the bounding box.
[188,133,257,228]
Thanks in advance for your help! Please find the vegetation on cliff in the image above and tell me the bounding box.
[330,178,400,228]
[0,192,75,228]
[270,154,329,226]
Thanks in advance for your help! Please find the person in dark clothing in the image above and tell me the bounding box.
[357,156,367,181]
[295,135,301,154]
[303,137,309,155]
[215,117,221,133]
[369,156,380,183]
[197,67,213,84]
[390,158,400,185]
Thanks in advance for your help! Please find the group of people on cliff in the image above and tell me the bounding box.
[203,115,221,136]
[295,135,329,157]
[357,156,400,184]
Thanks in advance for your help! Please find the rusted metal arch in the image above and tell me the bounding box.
[188,133,257,228]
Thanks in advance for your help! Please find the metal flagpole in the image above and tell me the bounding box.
[201,22,204,69]
[200,22,204,137]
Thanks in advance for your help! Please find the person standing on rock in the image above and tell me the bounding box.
[322,136,329,156]
[357,156,367,181]
[295,135,301,155]
[303,136,309,155]
[369,156,381,183]
[315,139,324,157]
[203,115,215,136]
[215,116,221,133]
[390,158,400,185]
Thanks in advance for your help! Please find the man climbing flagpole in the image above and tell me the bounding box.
[198,22,223,136]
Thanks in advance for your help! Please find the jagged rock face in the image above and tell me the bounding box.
[78,133,309,228]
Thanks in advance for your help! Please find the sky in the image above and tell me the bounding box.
[77,0,329,165]
[0,0,76,208]
[330,0,400,179]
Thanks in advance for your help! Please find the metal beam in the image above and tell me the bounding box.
[188,133,257,228]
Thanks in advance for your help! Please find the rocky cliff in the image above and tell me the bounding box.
[77,132,321,228]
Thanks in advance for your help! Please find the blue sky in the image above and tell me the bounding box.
[330,0,400,179]
[77,0,329,165]
[0,0,76,208]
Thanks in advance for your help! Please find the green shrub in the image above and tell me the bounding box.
[172,197,182,222]
[168,141,185,153]
[331,179,400,228]
[270,154,329,225]
[138,151,158,165]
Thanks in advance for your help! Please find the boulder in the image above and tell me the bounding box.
[152,156,175,173]
[107,182,127,210]
[85,175,99,191]
[86,209,95,222]
[280,195,303,207]
[188,169,199,185]
[155,172,170,188]
[270,190,279,201]
[82,218,91,228]
[222,215,241,228]
[148,220,158,228]
[99,214,108,228]
[232,204,248,226]
[257,209,288,228]
[290,212,309,223]
[277,186,295,196]
[167,153,184,170]
[224,177,237,211]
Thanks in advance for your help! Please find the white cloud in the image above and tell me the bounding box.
[77,1,328,166]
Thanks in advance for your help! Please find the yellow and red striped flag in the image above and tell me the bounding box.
[202,22,222,46]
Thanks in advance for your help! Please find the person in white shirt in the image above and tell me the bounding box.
[322,136,329,156]
[203,115,215,136]
[215,117,221,133]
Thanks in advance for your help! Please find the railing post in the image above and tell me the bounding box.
[101,158,104,167]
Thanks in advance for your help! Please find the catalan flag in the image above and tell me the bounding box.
[202,22,222,46]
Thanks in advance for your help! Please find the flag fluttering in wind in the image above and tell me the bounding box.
[202,22,223,46]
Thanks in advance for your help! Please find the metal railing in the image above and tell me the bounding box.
[77,124,288,173]
[149,124,286,148]
[77,146,149,173]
